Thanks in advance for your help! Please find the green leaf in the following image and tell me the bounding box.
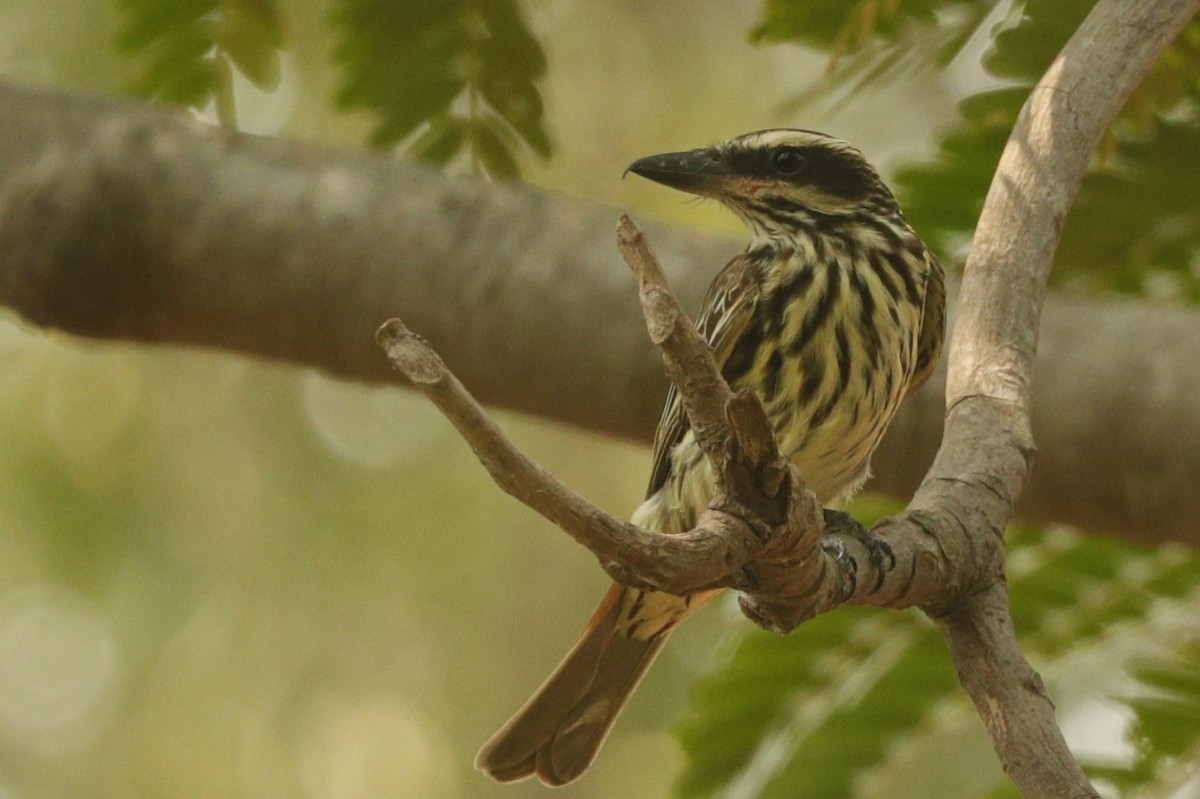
[892,8,1200,298]
[675,522,1200,798]
[676,607,957,798]
[752,0,1002,106]
[332,0,463,145]
[1055,118,1200,298]
[118,0,217,106]
[472,116,521,180]
[980,0,1093,81]
[219,0,283,90]
[752,0,948,52]
[410,117,468,166]
[118,0,285,109]
[893,87,1019,256]
[1089,635,1200,794]
[332,0,551,175]
[982,0,1200,122]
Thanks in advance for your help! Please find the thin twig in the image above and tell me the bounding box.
[618,214,839,630]
[616,215,735,465]
[376,317,753,593]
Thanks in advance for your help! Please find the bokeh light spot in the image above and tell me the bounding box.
[301,373,440,469]
[0,584,120,743]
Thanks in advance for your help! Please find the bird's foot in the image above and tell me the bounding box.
[822,508,894,589]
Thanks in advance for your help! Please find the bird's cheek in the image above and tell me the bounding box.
[737,177,773,197]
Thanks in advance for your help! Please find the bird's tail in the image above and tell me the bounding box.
[475,583,671,786]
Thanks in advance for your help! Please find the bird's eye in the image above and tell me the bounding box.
[771,147,807,176]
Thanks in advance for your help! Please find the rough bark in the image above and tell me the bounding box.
[925,1,1200,795]
[0,76,1197,545]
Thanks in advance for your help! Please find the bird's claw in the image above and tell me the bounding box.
[822,508,894,592]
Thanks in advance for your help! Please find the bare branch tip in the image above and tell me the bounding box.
[615,216,663,281]
[615,213,641,244]
[375,317,410,348]
[376,318,444,386]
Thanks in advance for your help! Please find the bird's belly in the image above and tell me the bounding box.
[634,368,903,534]
[780,396,887,504]
[635,309,920,530]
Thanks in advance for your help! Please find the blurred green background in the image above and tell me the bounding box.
[1,1,1198,798]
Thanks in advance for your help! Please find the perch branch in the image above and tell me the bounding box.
[379,217,949,628]
[378,216,982,634]
[906,1,1200,796]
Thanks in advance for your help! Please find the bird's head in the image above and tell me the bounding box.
[627,129,898,240]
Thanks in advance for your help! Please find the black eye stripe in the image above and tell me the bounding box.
[723,141,877,202]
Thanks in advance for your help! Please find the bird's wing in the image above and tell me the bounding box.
[645,252,761,498]
[907,249,946,396]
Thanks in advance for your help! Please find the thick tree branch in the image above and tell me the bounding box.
[917,1,1200,796]
[0,80,1198,546]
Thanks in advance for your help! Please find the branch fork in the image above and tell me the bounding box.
[372,210,1066,795]
[377,215,881,632]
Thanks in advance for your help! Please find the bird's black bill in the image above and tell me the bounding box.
[626,148,731,195]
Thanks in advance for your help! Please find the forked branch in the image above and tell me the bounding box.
[378,215,954,630]
[376,214,1048,788]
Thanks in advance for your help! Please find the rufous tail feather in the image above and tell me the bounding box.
[475,584,669,786]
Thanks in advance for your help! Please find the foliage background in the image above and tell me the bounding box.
[0,1,1196,798]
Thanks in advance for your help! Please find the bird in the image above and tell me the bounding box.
[475,129,946,786]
